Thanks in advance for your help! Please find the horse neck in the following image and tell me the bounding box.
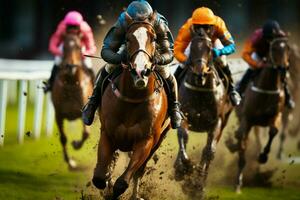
[254,67,281,90]
[186,68,215,88]
[118,69,156,99]
[63,50,82,65]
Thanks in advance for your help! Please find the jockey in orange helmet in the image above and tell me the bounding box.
[174,7,241,106]
[237,20,294,109]
[44,11,96,92]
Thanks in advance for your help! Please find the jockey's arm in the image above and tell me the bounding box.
[101,21,126,65]
[156,18,174,65]
[81,22,97,55]
[214,17,236,57]
[242,39,260,68]
[49,21,64,56]
[174,19,192,63]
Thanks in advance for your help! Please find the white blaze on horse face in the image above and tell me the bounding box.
[133,27,151,77]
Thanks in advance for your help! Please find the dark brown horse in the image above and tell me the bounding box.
[174,29,232,191]
[226,37,290,193]
[92,13,170,200]
[51,33,94,169]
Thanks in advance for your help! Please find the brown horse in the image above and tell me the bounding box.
[226,37,290,193]
[174,29,232,191]
[92,13,170,200]
[51,33,94,169]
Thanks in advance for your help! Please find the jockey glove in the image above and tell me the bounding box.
[153,54,165,65]
[212,48,222,58]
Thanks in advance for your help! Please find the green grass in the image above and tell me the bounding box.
[1,105,300,200]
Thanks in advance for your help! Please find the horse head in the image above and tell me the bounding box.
[125,12,157,89]
[61,33,83,76]
[268,37,290,69]
[188,26,213,84]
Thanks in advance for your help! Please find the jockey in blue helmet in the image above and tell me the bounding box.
[82,0,182,128]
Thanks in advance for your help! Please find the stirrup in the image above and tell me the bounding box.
[229,90,241,106]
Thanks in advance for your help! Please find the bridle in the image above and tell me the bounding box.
[125,21,157,70]
[268,37,289,68]
[189,35,214,74]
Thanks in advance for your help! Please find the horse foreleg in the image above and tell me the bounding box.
[72,122,89,150]
[56,115,76,169]
[253,126,262,152]
[258,126,278,164]
[235,119,251,194]
[93,131,115,190]
[199,118,222,188]
[174,126,192,180]
[113,137,154,200]
[277,113,288,159]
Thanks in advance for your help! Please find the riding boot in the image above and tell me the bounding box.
[82,68,109,125]
[236,68,255,95]
[43,64,59,93]
[166,75,183,129]
[283,81,295,109]
[279,68,295,109]
[222,65,241,106]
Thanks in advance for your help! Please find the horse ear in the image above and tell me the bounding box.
[125,12,133,25]
[149,11,157,24]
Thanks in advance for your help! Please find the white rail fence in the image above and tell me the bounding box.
[0,59,55,146]
[0,58,248,146]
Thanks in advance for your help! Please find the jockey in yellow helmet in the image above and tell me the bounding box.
[174,7,241,106]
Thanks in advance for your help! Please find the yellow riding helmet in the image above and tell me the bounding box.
[192,7,216,25]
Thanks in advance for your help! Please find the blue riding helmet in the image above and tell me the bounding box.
[127,0,153,21]
[263,20,281,38]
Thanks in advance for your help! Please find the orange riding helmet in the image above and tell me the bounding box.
[192,7,216,25]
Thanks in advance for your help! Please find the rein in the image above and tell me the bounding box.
[250,83,281,95]
[269,37,289,67]
[126,21,156,69]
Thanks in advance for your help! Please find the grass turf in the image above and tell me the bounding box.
[0,105,300,200]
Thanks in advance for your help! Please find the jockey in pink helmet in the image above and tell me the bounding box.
[44,11,97,92]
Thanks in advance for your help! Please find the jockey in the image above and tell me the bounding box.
[237,20,294,109]
[82,0,182,128]
[173,7,241,106]
[44,11,96,92]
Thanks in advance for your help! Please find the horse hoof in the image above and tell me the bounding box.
[235,187,242,194]
[68,159,77,169]
[258,154,268,164]
[92,176,107,189]
[113,178,129,198]
[72,140,82,150]
[225,138,239,153]
[174,158,193,181]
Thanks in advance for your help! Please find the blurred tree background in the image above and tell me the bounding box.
[0,0,299,59]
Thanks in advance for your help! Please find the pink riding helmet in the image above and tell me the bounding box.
[64,11,83,26]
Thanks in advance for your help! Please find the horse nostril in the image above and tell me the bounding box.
[141,69,150,77]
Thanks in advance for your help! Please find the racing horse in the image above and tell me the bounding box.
[51,32,94,169]
[174,28,233,191]
[226,37,290,193]
[92,12,170,200]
